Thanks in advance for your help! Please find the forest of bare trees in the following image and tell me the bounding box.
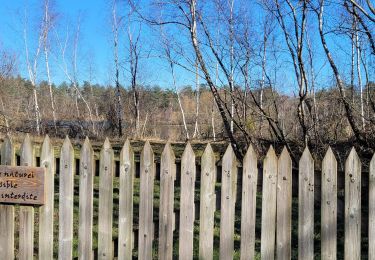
[0,0,374,159]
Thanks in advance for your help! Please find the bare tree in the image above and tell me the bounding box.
[313,0,367,146]
[354,12,365,129]
[42,0,57,134]
[23,8,43,135]
[127,22,141,137]
[265,0,310,145]
[112,0,123,137]
[161,32,190,140]
[54,17,95,133]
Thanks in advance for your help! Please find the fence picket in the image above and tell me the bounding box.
[98,138,114,260]
[78,137,94,260]
[39,135,54,260]
[139,140,155,260]
[19,134,34,260]
[179,142,196,259]
[219,144,238,260]
[321,147,337,260]
[370,153,375,260]
[118,139,134,260]
[276,147,292,260]
[298,147,314,260]
[0,135,15,260]
[199,144,216,259]
[344,148,361,260]
[158,143,176,260]
[240,145,257,260]
[261,146,277,260]
[58,136,75,260]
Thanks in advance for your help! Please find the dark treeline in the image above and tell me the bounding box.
[0,75,374,162]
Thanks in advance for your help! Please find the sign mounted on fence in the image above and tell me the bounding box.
[0,165,45,205]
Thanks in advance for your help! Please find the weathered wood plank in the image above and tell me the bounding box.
[0,135,15,260]
[98,138,114,260]
[240,145,257,260]
[298,147,314,260]
[261,146,277,260]
[344,148,361,260]
[276,147,292,260]
[58,136,75,260]
[199,144,216,260]
[219,144,238,260]
[118,139,134,260]
[39,135,55,260]
[78,137,94,260]
[370,153,375,260]
[158,143,176,260]
[321,147,337,260]
[19,134,34,260]
[138,141,155,260]
[178,143,196,260]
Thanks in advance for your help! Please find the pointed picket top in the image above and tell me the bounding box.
[120,138,133,171]
[40,135,53,170]
[122,138,132,156]
[142,140,154,166]
[62,136,73,151]
[102,137,112,151]
[265,145,277,164]
[346,147,360,166]
[161,142,175,181]
[182,142,195,162]
[162,142,175,161]
[278,146,292,178]
[244,145,257,166]
[120,138,133,170]
[278,147,291,163]
[323,147,336,165]
[82,136,93,153]
[20,134,33,166]
[40,135,53,164]
[1,134,14,165]
[223,144,237,163]
[202,143,214,161]
[221,144,237,178]
[300,146,313,164]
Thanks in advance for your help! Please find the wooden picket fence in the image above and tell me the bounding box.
[0,134,374,259]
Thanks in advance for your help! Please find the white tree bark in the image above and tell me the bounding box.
[42,0,57,134]
[354,17,365,129]
[24,9,42,135]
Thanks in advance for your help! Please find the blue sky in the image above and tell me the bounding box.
[0,0,371,95]
[0,0,186,88]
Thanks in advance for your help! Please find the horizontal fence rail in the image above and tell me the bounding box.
[0,134,374,259]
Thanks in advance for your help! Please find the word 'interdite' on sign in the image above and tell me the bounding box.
[0,165,45,205]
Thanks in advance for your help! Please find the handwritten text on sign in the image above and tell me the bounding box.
[0,165,45,205]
